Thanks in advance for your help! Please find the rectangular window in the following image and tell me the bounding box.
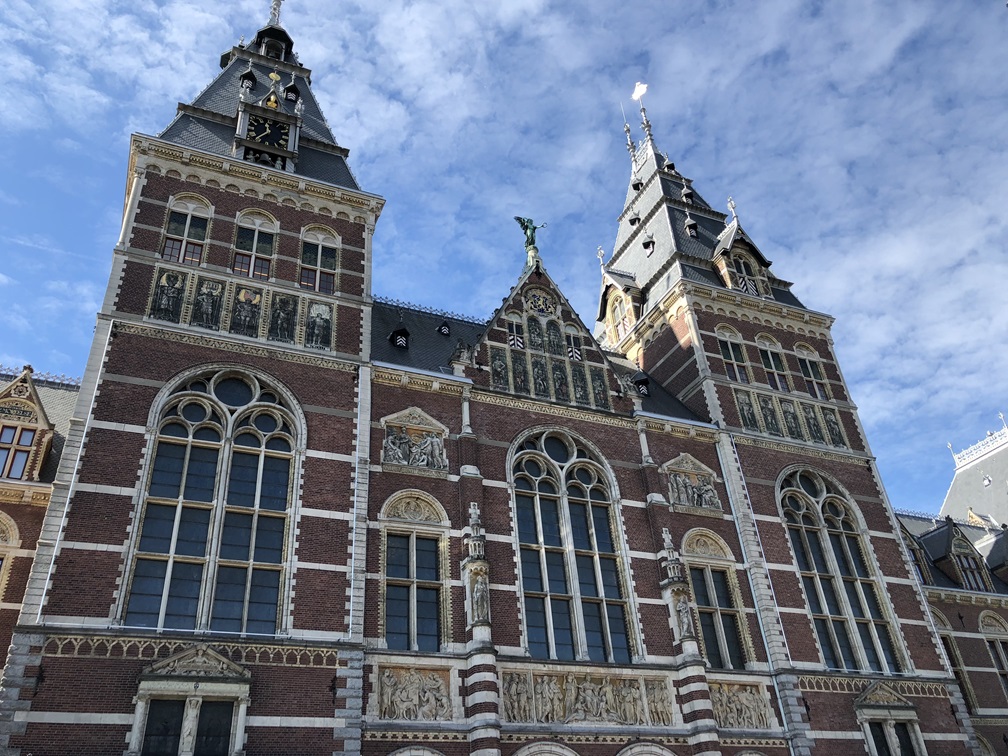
[954,554,988,592]
[988,638,1008,700]
[759,348,789,391]
[866,720,921,756]
[0,424,35,480]
[691,566,746,669]
[161,211,207,266]
[142,699,184,756]
[299,241,337,295]
[718,339,749,383]
[385,533,441,652]
[798,357,828,399]
[941,634,975,712]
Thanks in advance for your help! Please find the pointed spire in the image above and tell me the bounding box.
[269,0,284,27]
[624,121,635,159]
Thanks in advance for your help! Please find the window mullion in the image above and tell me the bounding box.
[409,533,418,651]
[559,484,588,661]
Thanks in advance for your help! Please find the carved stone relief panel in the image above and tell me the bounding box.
[589,366,609,410]
[511,353,530,395]
[801,403,826,444]
[491,347,509,390]
[757,395,782,436]
[531,356,550,398]
[380,408,449,472]
[709,682,773,730]
[779,399,804,440]
[502,671,675,727]
[551,360,570,402]
[660,454,722,510]
[571,364,590,405]
[267,293,298,343]
[821,407,846,448]
[377,667,452,721]
[735,389,760,432]
[304,301,333,350]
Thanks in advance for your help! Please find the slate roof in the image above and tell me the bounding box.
[604,353,698,422]
[940,427,1008,526]
[898,511,1008,593]
[371,301,486,375]
[156,25,360,191]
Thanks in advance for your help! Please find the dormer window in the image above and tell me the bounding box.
[730,256,761,295]
[284,77,301,104]
[681,184,694,204]
[390,327,410,349]
[631,179,644,192]
[0,425,34,480]
[608,295,632,344]
[684,216,698,238]
[628,213,641,227]
[642,233,655,252]
[263,40,284,59]
[436,321,450,336]
[631,371,650,396]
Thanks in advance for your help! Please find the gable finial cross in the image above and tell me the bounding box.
[269,0,283,26]
[727,196,738,221]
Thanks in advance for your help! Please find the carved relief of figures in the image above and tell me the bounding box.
[503,672,674,726]
[546,320,564,355]
[268,294,297,343]
[780,399,804,440]
[758,395,782,436]
[305,301,332,349]
[663,455,723,510]
[590,367,609,409]
[571,365,590,405]
[646,681,674,726]
[709,683,771,730]
[491,347,509,390]
[382,425,448,470]
[378,668,451,721]
[551,360,570,402]
[531,356,549,397]
[230,287,262,337]
[150,269,186,323]
[802,403,826,444]
[511,354,529,394]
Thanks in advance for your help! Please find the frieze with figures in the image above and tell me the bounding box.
[376,667,452,721]
[660,454,722,510]
[709,683,773,730]
[380,408,449,473]
[145,264,337,351]
[502,671,675,726]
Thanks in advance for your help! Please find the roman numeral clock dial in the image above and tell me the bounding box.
[246,115,290,149]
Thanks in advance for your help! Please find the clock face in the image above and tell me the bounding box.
[246,115,290,150]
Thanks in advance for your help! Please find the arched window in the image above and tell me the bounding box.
[608,295,632,343]
[299,227,340,295]
[756,335,790,392]
[781,469,901,673]
[950,536,991,592]
[732,256,760,296]
[161,197,210,266]
[682,530,749,670]
[379,491,450,652]
[716,327,749,383]
[231,211,276,280]
[795,345,829,400]
[124,369,299,635]
[512,429,632,663]
[981,611,1008,702]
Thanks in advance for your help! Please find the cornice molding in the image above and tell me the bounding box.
[925,586,1008,608]
[732,433,871,464]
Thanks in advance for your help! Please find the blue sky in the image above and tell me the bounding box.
[3,0,1007,514]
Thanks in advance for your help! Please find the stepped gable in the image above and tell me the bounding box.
[157,15,359,190]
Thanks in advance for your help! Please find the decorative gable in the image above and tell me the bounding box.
[659,453,722,510]
[142,644,250,682]
[0,367,55,483]
[475,256,629,415]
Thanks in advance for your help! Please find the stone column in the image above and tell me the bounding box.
[462,502,500,756]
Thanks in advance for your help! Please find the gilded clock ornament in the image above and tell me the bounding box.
[246,115,290,150]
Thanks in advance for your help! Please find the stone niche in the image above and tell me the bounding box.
[379,407,449,476]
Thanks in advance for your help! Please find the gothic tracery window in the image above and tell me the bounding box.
[781,469,901,674]
[124,370,298,635]
[512,430,632,663]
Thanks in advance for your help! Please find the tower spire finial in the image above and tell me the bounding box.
[727,196,738,222]
[269,0,283,26]
[632,82,652,141]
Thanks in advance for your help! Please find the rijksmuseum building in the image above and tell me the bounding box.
[3,5,1008,756]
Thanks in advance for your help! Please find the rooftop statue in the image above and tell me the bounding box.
[514,216,546,250]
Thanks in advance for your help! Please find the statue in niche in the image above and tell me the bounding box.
[150,269,185,323]
[802,404,826,443]
[546,321,564,355]
[268,294,297,342]
[192,278,223,330]
[571,365,589,404]
[527,318,544,351]
[471,573,489,623]
[305,302,332,349]
[230,287,262,337]
[551,361,570,402]
[531,357,549,397]
[590,367,609,408]
[675,595,694,639]
[780,399,804,439]
[490,347,508,389]
[758,395,782,436]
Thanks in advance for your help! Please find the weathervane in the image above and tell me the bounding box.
[269,0,283,26]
